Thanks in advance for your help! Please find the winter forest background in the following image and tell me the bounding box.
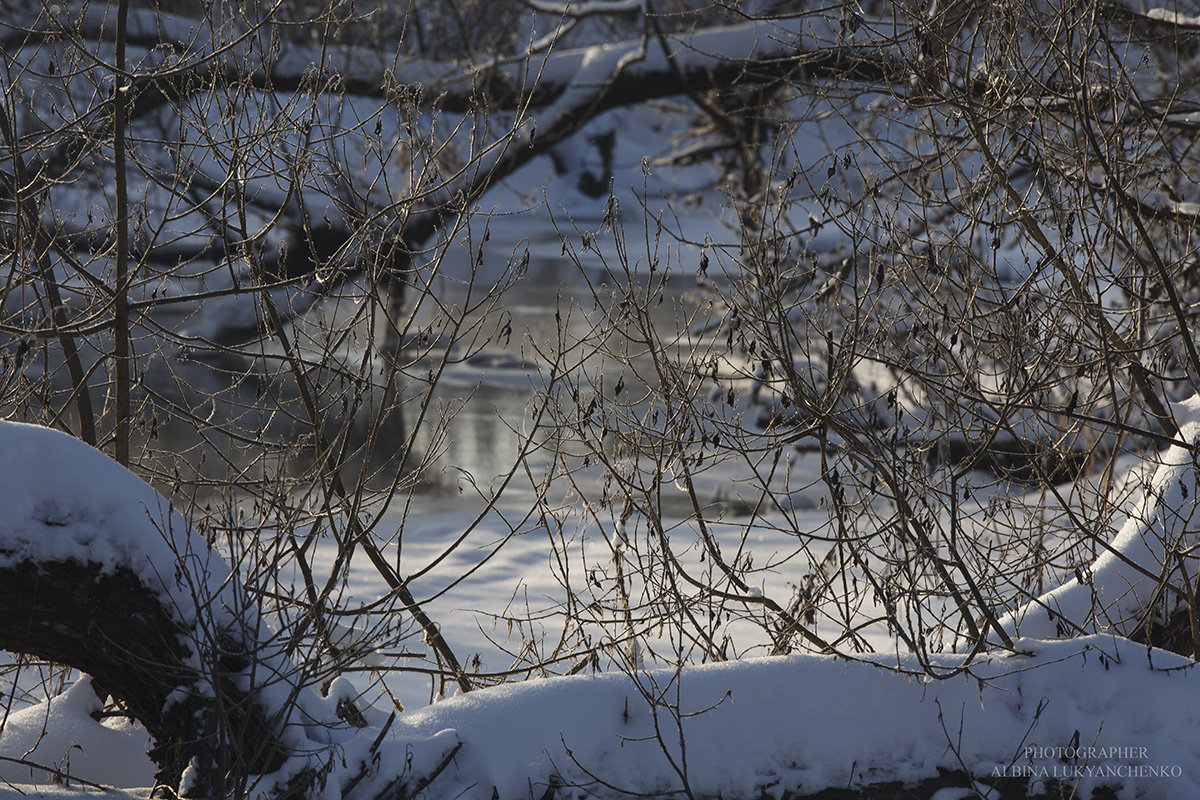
[3,0,1200,797]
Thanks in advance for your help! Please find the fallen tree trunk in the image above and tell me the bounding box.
[0,559,288,793]
[0,421,315,798]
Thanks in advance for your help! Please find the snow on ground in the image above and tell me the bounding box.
[2,414,1200,797]
[0,676,153,789]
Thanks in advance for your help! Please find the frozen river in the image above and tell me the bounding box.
[135,201,823,520]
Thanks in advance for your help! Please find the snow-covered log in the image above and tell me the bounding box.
[0,421,314,796]
[377,636,1192,800]
[1000,395,1200,650]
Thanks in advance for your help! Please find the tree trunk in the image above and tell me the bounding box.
[0,558,292,796]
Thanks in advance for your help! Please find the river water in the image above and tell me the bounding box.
[132,204,801,519]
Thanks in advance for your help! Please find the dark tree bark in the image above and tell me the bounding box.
[0,557,293,797]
